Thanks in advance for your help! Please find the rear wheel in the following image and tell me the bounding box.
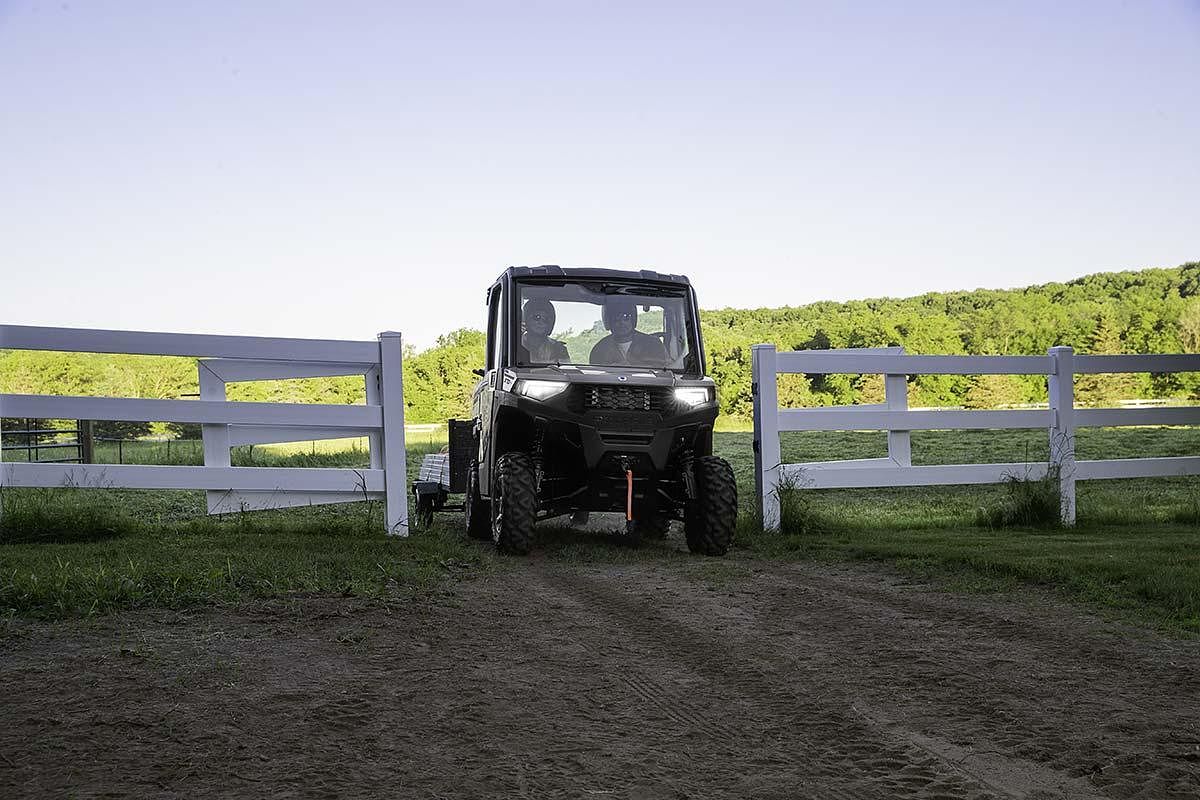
[491,452,538,555]
[464,463,491,540]
[684,456,737,556]
[414,490,435,528]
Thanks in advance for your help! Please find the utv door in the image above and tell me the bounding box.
[476,281,506,495]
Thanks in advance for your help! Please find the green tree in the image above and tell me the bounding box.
[776,374,816,407]
[854,373,887,404]
[1178,298,1200,352]
[964,375,1028,409]
[402,329,487,423]
[1075,313,1138,406]
[93,420,153,439]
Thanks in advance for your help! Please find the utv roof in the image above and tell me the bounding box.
[503,265,691,285]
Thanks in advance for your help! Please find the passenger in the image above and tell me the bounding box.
[589,298,669,367]
[520,298,570,364]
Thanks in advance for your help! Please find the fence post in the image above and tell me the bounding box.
[1047,345,1076,525]
[378,331,409,536]
[79,420,94,464]
[364,366,382,470]
[885,347,911,467]
[752,344,781,530]
[199,363,231,513]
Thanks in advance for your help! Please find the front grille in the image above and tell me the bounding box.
[581,385,673,413]
[589,410,660,432]
[600,431,655,446]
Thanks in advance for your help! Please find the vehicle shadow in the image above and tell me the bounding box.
[533,512,692,563]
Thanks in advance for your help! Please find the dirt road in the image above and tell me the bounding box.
[2,558,1197,798]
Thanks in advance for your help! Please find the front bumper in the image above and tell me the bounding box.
[501,390,716,473]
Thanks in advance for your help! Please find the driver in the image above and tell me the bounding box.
[520,298,570,364]
[589,298,669,367]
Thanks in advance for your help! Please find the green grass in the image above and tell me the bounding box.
[714,427,1200,633]
[0,494,485,619]
[0,438,470,619]
[717,428,1200,529]
[3,426,1200,633]
[735,522,1200,634]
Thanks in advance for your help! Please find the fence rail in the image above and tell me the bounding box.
[3,395,382,427]
[3,463,386,492]
[0,324,380,362]
[0,325,409,534]
[752,344,1200,529]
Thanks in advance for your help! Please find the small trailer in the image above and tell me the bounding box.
[410,419,473,528]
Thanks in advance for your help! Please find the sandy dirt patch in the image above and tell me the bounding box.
[2,558,1198,798]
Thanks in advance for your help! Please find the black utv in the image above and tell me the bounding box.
[448,266,737,555]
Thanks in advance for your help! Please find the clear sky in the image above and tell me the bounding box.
[2,0,1198,349]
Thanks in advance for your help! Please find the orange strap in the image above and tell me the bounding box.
[625,469,634,521]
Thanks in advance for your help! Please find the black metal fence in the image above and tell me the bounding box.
[0,419,93,463]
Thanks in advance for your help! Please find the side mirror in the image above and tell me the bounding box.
[472,368,486,377]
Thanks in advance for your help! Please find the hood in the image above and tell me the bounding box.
[508,364,713,389]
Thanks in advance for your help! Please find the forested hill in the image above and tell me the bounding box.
[3,262,1199,428]
[702,261,1200,417]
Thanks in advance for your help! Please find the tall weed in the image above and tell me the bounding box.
[976,466,1063,529]
[775,469,831,536]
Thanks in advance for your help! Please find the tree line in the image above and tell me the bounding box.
[2,262,1199,437]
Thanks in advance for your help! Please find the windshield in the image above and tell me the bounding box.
[514,280,699,373]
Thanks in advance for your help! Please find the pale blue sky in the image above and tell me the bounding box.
[2,1,1198,349]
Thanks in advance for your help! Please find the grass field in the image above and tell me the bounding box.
[2,426,1198,632]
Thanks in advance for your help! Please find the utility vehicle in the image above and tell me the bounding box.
[447,265,736,555]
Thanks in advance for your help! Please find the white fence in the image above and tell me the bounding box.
[0,325,409,535]
[752,344,1200,529]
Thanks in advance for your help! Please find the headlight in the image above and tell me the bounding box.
[674,387,713,406]
[518,379,569,401]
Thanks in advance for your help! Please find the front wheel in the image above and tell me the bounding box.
[640,512,672,541]
[684,456,737,556]
[491,452,538,555]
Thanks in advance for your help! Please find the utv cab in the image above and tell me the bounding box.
[448,266,737,555]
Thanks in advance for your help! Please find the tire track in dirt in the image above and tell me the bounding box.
[779,567,1200,799]
[849,702,1104,800]
[477,573,752,798]
[529,566,1004,799]
[522,575,743,742]
[530,559,1200,799]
